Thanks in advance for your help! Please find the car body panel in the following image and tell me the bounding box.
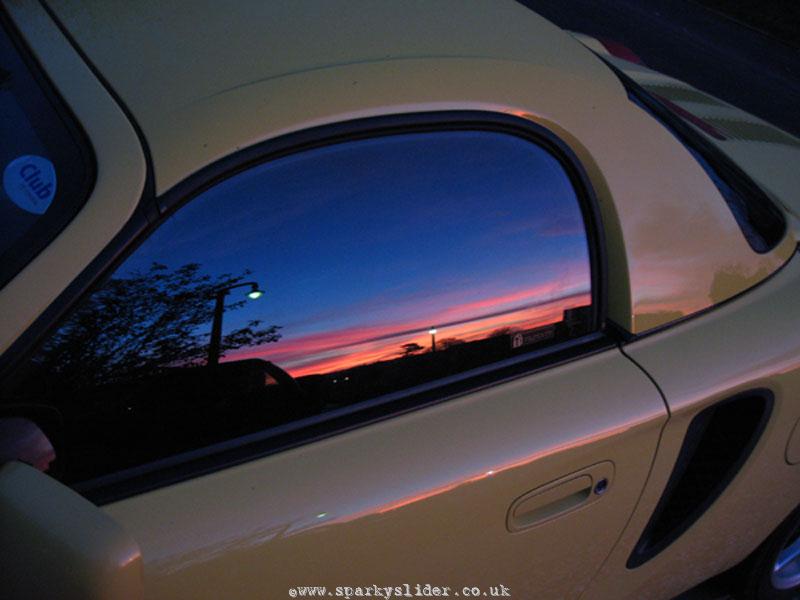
[577,33,800,238]
[43,0,621,195]
[584,252,800,599]
[1,2,799,599]
[41,0,796,334]
[0,461,143,600]
[0,0,146,356]
[102,347,666,600]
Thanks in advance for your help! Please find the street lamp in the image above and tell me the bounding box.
[207,281,264,366]
[429,327,437,353]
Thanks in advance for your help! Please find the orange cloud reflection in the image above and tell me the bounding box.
[228,289,590,377]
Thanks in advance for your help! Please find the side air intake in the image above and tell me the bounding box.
[628,390,773,568]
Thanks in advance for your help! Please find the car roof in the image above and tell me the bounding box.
[42,0,796,334]
[45,0,622,194]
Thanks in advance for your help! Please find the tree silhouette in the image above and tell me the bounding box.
[400,342,424,357]
[34,262,281,389]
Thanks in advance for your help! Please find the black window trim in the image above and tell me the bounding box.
[2,110,611,504]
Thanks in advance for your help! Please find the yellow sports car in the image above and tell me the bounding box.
[1,1,799,599]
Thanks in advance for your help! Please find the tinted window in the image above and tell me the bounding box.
[2,130,593,485]
[0,17,94,286]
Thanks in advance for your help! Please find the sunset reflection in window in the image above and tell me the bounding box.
[124,131,591,381]
[10,129,594,482]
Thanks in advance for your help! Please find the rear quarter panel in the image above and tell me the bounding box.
[585,252,800,599]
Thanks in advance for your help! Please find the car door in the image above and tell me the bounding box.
[1,112,669,599]
[104,347,665,600]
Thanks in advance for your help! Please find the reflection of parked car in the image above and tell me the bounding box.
[2,1,800,599]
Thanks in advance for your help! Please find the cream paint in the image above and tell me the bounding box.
[0,462,143,599]
[585,254,800,599]
[41,0,796,334]
[2,2,799,598]
[103,349,666,600]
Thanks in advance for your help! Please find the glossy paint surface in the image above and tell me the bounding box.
[44,0,796,334]
[585,34,800,225]
[0,462,143,599]
[579,34,798,331]
[104,348,666,600]
[44,0,618,195]
[585,253,800,599]
[1,2,799,599]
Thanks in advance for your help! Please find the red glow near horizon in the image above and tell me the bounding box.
[227,289,590,377]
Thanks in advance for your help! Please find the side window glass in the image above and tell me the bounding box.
[2,129,594,485]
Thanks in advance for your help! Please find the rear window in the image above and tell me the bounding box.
[0,15,94,287]
[617,68,786,254]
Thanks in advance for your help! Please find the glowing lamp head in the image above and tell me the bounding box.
[428,327,437,335]
[247,284,264,300]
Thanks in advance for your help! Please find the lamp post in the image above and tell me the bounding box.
[207,281,264,367]
[429,327,437,353]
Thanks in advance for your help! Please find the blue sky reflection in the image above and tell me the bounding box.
[122,131,591,375]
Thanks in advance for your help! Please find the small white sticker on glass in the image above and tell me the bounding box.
[3,155,57,215]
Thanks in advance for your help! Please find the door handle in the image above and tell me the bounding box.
[507,461,614,532]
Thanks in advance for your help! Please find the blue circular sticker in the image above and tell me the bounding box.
[3,155,57,215]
